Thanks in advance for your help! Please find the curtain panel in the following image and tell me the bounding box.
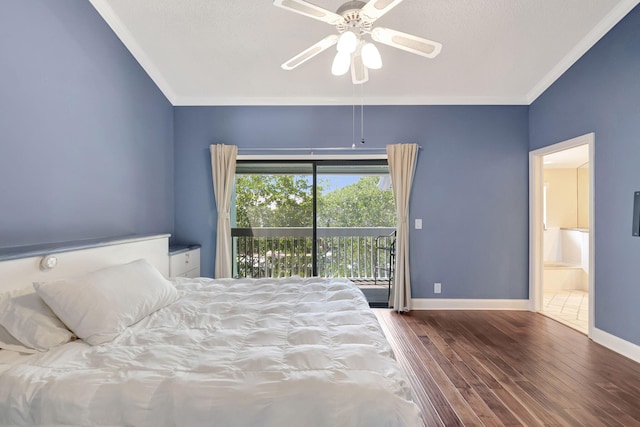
[210,144,238,278]
[386,143,418,311]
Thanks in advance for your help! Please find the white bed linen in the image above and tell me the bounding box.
[0,350,33,375]
[0,276,422,426]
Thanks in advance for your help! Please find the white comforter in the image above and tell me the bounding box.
[0,277,422,426]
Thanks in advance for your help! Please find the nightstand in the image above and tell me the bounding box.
[168,244,201,278]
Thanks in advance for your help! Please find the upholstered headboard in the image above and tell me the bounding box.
[0,235,170,293]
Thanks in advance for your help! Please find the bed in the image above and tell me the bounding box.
[0,235,422,426]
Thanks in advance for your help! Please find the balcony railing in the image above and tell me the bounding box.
[232,227,396,280]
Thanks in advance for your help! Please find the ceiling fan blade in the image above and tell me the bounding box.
[371,27,442,58]
[281,34,339,70]
[360,0,405,22]
[351,49,369,84]
[273,0,344,25]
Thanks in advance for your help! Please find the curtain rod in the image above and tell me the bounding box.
[236,145,422,152]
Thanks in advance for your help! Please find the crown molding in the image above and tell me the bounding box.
[89,0,178,105]
[172,95,530,107]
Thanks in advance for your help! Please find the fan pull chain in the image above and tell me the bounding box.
[352,82,356,148]
[360,83,365,144]
[351,83,365,148]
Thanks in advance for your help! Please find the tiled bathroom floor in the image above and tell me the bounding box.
[543,290,589,334]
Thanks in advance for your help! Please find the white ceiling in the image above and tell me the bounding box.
[89,0,638,106]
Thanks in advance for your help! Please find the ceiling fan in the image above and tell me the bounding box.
[273,0,442,84]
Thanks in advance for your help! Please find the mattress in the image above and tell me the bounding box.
[0,276,422,426]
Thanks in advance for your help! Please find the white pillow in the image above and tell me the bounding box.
[0,325,38,354]
[34,259,179,346]
[0,288,75,352]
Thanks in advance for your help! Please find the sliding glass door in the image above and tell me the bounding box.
[232,160,394,280]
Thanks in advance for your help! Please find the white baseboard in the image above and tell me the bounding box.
[591,327,640,364]
[411,298,529,310]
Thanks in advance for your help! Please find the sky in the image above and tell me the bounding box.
[319,175,360,194]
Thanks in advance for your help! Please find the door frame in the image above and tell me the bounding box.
[529,133,595,336]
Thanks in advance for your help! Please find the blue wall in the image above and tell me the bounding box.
[0,0,174,248]
[8,1,637,349]
[174,105,530,299]
[530,5,640,345]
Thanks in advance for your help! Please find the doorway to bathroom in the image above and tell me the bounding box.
[529,133,594,335]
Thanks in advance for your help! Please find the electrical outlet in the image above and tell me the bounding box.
[434,282,441,294]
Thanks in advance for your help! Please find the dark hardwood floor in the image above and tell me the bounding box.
[373,309,640,427]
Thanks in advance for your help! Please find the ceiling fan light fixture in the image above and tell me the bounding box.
[275,0,442,84]
[350,48,369,84]
[361,42,382,69]
[331,51,351,75]
[336,30,358,53]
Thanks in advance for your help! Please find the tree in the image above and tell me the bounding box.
[233,174,395,278]
[235,174,314,227]
[317,176,396,227]
[235,174,395,228]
